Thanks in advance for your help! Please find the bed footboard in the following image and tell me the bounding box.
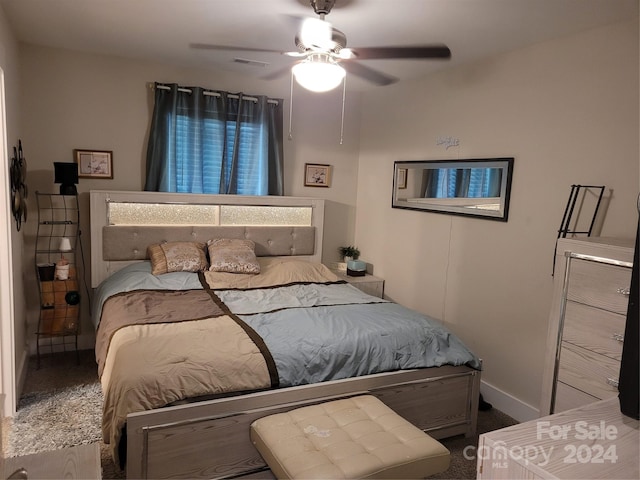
[126,365,480,479]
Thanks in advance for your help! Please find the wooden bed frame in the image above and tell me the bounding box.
[89,190,481,479]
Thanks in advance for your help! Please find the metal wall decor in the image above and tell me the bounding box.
[10,140,28,231]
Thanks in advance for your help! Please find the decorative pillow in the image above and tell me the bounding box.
[207,238,260,274]
[147,241,209,275]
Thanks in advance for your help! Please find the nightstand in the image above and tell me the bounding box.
[332,270,385,298]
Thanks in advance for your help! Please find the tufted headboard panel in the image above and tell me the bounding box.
[102,225,316,260]
[90,190,325,287]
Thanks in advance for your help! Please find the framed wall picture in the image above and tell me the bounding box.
[74,149,113,179]
[304,163,331,187]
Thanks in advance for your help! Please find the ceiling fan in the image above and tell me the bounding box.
[190,0,451,92]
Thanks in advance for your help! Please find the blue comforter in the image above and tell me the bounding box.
[216,282,481,386]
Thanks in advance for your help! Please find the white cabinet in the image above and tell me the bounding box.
[477,398,639,479]
[540,237,633,415]
[4,444,101,479]
[331,270,385,298]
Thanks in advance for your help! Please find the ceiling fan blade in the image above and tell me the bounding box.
[350,45,451,60]
[341,61,398,86]
[262,64,295,81]
[190,43,287,55]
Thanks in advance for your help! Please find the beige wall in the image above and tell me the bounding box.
[355,19,639,416]
[0,4,24,415]
[17,45,361,349]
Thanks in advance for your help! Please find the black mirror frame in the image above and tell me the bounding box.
[392,157,514,221]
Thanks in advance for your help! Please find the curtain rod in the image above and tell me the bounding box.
[151,83,279,105]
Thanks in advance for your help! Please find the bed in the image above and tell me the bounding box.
[90,190,482,479]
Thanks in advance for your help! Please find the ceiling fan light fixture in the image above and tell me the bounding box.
[300,17,332,49]
[292,54,345,92]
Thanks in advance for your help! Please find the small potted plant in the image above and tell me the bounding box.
[339,245,360,262]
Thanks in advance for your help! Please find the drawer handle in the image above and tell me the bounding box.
[612,333,625,343]
[606,377,619,388]
[617,287,630,296]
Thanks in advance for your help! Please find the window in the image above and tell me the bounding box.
[145,84,283,195]
[174,115,267,194]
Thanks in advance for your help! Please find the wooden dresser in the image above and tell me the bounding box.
[540,237,634,416]
[4,444,101,479]
[477,397,639,479]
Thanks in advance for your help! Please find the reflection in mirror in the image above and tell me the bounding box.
[392,158,514,221]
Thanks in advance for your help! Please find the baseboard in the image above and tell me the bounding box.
[480,380,539,422]
[15,347,29,411]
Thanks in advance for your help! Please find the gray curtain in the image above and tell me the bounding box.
[145,83,284,195]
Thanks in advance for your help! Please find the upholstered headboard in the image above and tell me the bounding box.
[90,191,325,287]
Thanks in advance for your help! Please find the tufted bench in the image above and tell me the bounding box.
[250,395,450,479]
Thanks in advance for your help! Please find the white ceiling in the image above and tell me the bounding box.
[1,0,637,90]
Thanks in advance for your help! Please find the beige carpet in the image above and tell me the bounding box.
[5,350,517,479]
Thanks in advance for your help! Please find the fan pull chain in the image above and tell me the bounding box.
[288,68,346,145]
[288,70,295,141]
[340,75,346,145]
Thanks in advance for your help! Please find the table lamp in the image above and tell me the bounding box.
[54,162,78,195]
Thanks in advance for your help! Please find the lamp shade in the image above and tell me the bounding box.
[292,55,345,93]
[54,162,78,195]
[59,237,72,252]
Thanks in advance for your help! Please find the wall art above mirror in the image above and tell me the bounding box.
[392,157,514,221]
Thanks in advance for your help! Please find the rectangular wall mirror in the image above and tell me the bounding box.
[392,157,514,221]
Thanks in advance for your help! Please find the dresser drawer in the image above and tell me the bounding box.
[554,381,599,413]
[563,301,626,361]
[566,259,631,314]
[558,342,620,400]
